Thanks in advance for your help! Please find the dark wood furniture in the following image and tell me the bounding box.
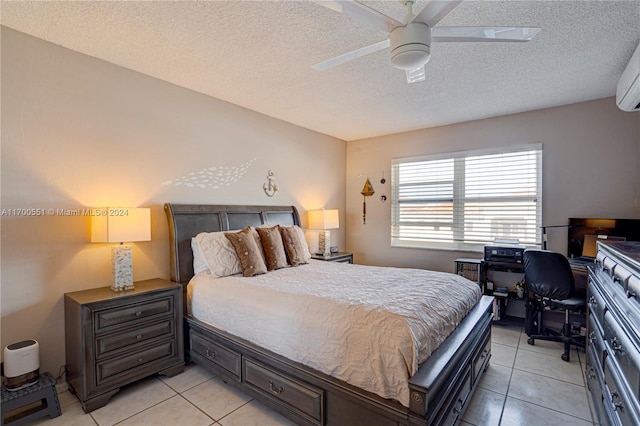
[165,203,493,426]
[586,241,640,425]
[64,279,184,412]
[310,252,353,264]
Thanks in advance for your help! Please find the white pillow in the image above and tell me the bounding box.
[192,231,242,278]
[191,238,209,275]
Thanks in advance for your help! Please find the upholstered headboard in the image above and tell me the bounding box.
[164,203,301,285]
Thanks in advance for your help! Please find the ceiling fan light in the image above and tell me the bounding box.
[391,48,431,69]
[390,23,431,70]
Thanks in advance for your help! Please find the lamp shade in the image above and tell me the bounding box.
[91,208,151,243]
[308,209,339,230]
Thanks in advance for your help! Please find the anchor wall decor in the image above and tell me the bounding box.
[263,170,279,197]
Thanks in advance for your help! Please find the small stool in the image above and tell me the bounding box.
[1,372,61,426]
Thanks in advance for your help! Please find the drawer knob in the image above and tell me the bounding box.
[136,334,143,340]
[589,331,596,343]
[452,397,464,415]
[135,311,143,317]
[269,380,285,395]
[626,289,636,298]
[610,337,624,354]
[137,357,144,364]
[611,391,624,411]
[586,367,596,380]
[588,296,596,306]
[206,349,217,360]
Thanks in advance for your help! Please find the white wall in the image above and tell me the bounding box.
[0,27,347,375]
[346,99,640,271]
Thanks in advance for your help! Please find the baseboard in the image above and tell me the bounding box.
[56,380,68,394]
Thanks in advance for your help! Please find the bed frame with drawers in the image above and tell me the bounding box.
[165,203,494,426]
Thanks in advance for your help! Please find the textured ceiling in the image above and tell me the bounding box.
[2,0,639,141]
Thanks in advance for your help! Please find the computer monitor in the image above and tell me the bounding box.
[581,234,626,258]
[568,218,640,258]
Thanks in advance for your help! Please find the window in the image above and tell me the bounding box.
[391,144,542,252]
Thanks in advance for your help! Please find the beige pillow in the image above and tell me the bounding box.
[256,226,288,270]
[225,227,268,277]
[192,231,242,277]
[280,225,311,266]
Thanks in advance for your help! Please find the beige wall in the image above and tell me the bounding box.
[346,98,640,270]
[0,28,347,375]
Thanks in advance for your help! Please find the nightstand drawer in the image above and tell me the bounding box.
[191,331,241,381]
[96,319,174,357]
[243,358,324,425]
[95,297,173,332]
[96,339,176,384]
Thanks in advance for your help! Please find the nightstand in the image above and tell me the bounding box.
[64,278,184,412]
[311,252,353,264]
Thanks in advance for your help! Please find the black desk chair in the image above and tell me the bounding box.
[524,249,586,362]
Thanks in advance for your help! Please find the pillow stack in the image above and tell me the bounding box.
[192,225,311,278]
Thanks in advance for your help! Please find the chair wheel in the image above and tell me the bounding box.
[527,337,535,345]
[561,353,570,362]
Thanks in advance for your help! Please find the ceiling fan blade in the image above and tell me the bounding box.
[405,66,426,83]
[312,39,390,71]
[411,0,462,27]
[311,0,402,33]
[431,26,541,42]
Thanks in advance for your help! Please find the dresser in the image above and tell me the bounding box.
[64,279,184,412]
[586,241,640,426]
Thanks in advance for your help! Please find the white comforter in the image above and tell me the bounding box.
[188,260,481,407]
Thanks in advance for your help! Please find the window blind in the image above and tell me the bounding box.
[391,144,542,252]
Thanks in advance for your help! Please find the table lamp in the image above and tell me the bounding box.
[308,209,339,255]
[91,207,151,291]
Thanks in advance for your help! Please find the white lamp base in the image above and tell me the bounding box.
[111,245,134,291]
[317,230,331,255]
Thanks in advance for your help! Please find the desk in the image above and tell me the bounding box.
[483,260,526,322]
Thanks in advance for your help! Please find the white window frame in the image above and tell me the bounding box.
[391,143,542,252]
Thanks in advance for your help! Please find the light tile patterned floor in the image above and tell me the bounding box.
[32,323,595,425]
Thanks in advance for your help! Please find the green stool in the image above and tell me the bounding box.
[1,372,61,425]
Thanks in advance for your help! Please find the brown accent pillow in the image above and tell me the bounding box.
[225,227,267,277]
[280,226,310,266]
[256,226,288,271]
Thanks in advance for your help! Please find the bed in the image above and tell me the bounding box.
[165,203,494,426]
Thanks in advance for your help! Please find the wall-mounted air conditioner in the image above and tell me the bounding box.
[617,42,640,112]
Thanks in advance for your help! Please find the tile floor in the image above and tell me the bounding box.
[32,323,595,426]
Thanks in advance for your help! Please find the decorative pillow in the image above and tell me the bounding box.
[192,231,242,278]
[280,225,311,266]
[191,238,209,275]
[256,226,288,270]
[225,227,268,277]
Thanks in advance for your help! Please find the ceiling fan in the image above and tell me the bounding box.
[311,0,541,83]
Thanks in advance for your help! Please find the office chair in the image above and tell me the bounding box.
[523,249,586,362]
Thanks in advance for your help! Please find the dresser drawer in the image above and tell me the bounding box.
[472,331,491,383]
[96,339,176,385]
[588,315,606,368]
[95,297,173,333]
[432,364,472,426]
[604,356,640,426]
[603,311,640,398]
[190,331,241,381]
[588,280,607,325]
[96,319,174,358]
[586,343,607,426]
[243,358,324,426]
